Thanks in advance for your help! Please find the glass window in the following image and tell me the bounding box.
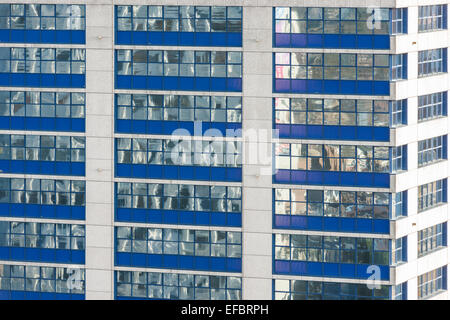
[116,93,241,123]
[275,52,390,81]
[418,223,446,257]
[116,270,241,300]
[0,4,85,31]
[391,145,406,173]
[116,137,241,168]
[273,7,390,35]
[392,191,407,219]
[0,264,85,295]
[0,48,85,75]
[391,99,407,127]
[274,278,390,300]
[274,234,390,266]
[391,8,407,35]
[393,283,407,300]
[0,221,84,250]
[393,237,407,265]
[418,92,446,122]
[274,188,389,219]
[418,135,446,167]
[418,179,446,212]
[116,182,241,214]
[0,90,85,120]
[275,98,390,127]
[116,49,241,78]
[116,5,241,33]
[391,54,407,81]
[419,5,447,32]
[0,177,85,207]
[418,266,446,299]
[0,134,85,163]
[116,226,241,259]
[418,48,446,77]
[275,142,390,173]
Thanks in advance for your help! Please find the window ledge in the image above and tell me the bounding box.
[418,29,447,34]
[418,246,447,259]
[418,115,447,124]
[418,202,447,214]
[392,260,407,267]
[418,72,447,79]
[390,124,407,129]
[418,159,448,169]
[420,289,447,300]
[391,215,407,221]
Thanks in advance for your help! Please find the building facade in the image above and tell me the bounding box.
[0,0,448,300]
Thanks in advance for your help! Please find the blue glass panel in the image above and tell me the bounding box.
[148,32,163,45]
[290,261,307,275]
[275,33,291,47]
[10,30,25,42]
[341,35,357,48]
[71,31,85,44]
[227,33,242,47]
[117,31,132,45]
[357,35,373,49]
[25,74,40,87]
[41,30,56,43]
[179,255,194,269]
[340,264,356,277]
[211,33,226,46]
[195,32,211,46]
[116,75,132,89]
[164,32,178,45]
[178,77,195,91]
[210,257,226,271]
[373,35,390,49]
[147,76,163,90]
[291,34,307,47]
[323,35,340,48]
[0,30,9,42]
[132,76,147,89]
[179,32,194,46]
[373,219,390,234]
[133,32,147,45]
[11,73,25,86]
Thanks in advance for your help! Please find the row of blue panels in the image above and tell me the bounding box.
[116,31,242,47]
[0,117,85,133]
[274,215,390,234]
[116,76,242,92]
[0,73,85,89]
[116,208,241,227]
[116,120,241,136]
[0,247,84,264]
[274,260,390,280]
[274,170,390,188]
[0,30,85,44]
[274,79,390,96]
[0,204,85,221]
[0,291,84,300]
[116,164,242,182]
[274,33,390,50]
[116,252,241,273]
[276,124,390,142]
[0,161,85,177]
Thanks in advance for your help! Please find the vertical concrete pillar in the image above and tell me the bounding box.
[241,5,273,300]
[84,2,114,300]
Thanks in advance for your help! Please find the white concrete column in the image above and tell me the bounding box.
[241,5,273,300]
[84,2,115,300]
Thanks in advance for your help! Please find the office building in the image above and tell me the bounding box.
[0,0,448,300]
